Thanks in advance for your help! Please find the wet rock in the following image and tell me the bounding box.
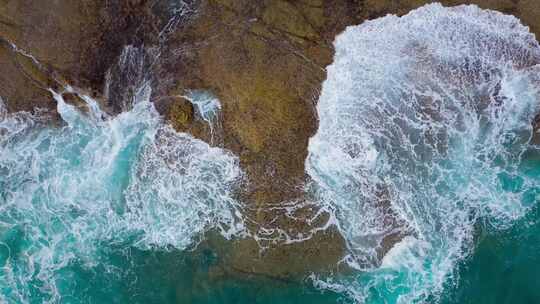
[62,92,89,113]
[532,113,540,145]
[0,0,102,100]
[0,39,55,113]
[158,0,360,278]
[164,96,195,130]
[0,0,188,112]
[164,95,215,141]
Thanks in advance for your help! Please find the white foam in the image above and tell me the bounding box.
[0,84,245,302]
[182,90,223,142]
[182,90,221,122]
[307,3,540,302]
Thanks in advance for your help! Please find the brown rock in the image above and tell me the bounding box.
[0,0,182,112]
[166,96,195,130]
[0,39,54,112]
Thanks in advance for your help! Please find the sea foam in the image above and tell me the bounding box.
[307,4,540,303]
[0,84,244,302]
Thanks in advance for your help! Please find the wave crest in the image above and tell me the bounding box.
[0,86,244,302]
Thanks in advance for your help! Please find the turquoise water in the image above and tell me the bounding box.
[1,227,342,303]
[439,155,540,303]
[0,241,341,303]
[0,86,246,303]
[2,3,540,304]
[443,205,540,304]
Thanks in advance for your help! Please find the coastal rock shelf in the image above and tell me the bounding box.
[1,1,540,303]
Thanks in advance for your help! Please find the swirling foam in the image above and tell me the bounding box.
[0,85,244,302]
[307,4,540,303]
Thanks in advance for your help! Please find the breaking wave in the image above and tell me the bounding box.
[0,84,244,302]
[307,4,540,303]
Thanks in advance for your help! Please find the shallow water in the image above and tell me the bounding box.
[1,3,540,304]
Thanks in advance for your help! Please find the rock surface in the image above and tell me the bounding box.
[2,0,540,280]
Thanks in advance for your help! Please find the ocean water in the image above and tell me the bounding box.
[1,3,540,304]
[0,84,246,303]
[442,204,540,304]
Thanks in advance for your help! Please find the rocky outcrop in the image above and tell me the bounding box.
[2,0,540,280]
[0,0,184,111]
[0,39,55,112]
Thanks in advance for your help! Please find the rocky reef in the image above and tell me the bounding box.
[2,0,540,281]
